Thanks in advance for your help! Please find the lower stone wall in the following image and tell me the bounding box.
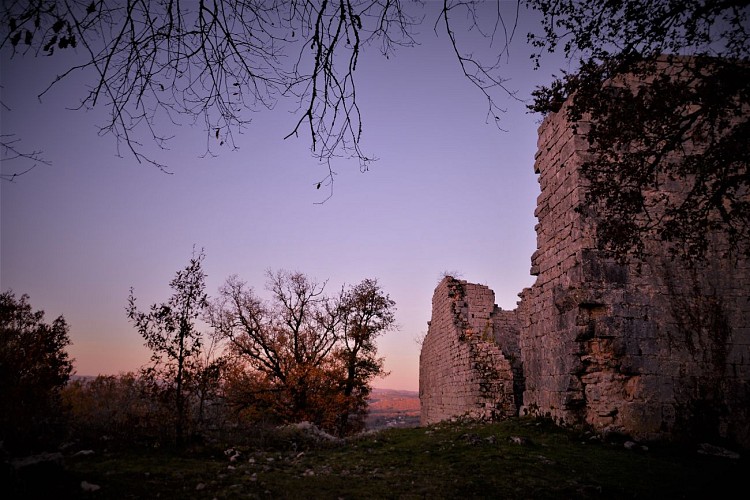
[493,308,524,409]
[517,238,750,448]
[422,249,750,449]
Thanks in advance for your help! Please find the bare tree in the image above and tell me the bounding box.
[210,270,336,424]
[437,0,520,128]
[0,1,420,183]
[1,94,49,181]
[1,127,50,181]
[5,1,744,251]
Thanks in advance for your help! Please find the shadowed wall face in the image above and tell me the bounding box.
[518,70,750,447]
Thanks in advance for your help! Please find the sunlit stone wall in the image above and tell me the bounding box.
[419,277,518,425]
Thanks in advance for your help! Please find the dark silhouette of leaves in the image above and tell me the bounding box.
[527,0,750,261]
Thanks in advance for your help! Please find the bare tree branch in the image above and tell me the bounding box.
[0,133,50,182]
[437,0,521,130]
[1,1,423,187]
[1,1,523,198]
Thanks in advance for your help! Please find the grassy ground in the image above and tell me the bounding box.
[12,417,746,499]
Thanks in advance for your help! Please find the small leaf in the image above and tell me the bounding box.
[24,30,32,45]
[215,128,220,139]
[10,31,20,47]
[52,19,65,33]
[316,182,321,190]
[87,1,96,14]
[44,35,57,52]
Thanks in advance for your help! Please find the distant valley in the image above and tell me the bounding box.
[366,388,420,430]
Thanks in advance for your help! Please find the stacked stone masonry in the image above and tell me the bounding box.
[419,61,750,449]
[419,278,518,424]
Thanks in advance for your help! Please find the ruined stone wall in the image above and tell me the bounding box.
[419,64,750,449]
[519,93,750,447]
[515,103,596,430]
[419,278,517,425]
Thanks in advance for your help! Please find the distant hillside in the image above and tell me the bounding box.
[366,388,420,430]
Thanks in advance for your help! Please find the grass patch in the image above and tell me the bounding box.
[15,417,746,499]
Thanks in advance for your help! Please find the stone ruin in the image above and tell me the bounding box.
[419,60,750,450]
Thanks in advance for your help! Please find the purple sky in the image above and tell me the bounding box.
[1,2,566,391]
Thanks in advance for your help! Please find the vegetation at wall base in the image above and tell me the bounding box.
[8,417,745,499]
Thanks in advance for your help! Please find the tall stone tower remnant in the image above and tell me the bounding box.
[419,58,750,449]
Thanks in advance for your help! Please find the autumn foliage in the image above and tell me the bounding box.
[211,271,396,436]
[2,253,395,453]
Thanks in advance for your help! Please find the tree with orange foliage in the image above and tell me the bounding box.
[210,270,395,435]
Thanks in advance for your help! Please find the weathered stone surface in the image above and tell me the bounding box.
[419,62,750,450]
